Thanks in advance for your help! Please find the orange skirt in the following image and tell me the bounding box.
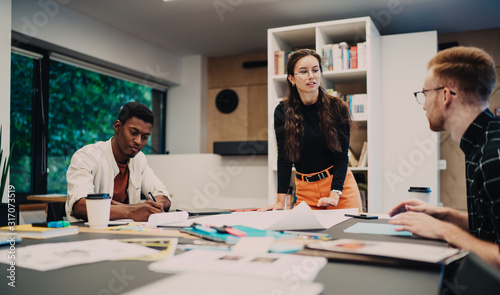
[295,166,362,211]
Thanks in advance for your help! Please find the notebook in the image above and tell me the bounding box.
[0,224,79,239]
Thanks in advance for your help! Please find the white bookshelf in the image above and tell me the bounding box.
[267,17,382,212]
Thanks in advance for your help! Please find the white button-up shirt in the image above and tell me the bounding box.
[65,138,170,222]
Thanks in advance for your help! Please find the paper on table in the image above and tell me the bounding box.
[122,272,324,295]
[103,211,190,227]
[188,202,358,231]
[231,237,275,255]
[343,222,413,236]
[148,249,327,282]
[147,211,190,227]
[0,239,159,271]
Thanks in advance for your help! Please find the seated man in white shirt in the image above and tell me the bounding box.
[65,102,171,222]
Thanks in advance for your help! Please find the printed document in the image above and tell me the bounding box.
[149,249,327,282]
[189,201,357,230]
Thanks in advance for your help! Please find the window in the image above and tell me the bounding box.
[10,44,167,197]
[10,51,36,193]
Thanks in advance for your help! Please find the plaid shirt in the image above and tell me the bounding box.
[460,109,500,247]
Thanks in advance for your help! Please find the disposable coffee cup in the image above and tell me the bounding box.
[86,193,111,229]
[408,187,431,203]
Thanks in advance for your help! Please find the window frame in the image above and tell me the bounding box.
[11,40,168,199]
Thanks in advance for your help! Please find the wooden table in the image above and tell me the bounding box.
[27,194,67,203]
[27,194,67,221]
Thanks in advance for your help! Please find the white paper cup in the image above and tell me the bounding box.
[86,193,111,229]
[408,187,431,203]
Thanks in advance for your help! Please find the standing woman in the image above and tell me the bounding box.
[260,49,362,211]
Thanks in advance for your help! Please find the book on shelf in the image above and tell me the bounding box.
[357,42,366,69]
[277,50,285,75]
[358,141,368,168]
[0,224,79,239]
[340,42,349,70]
[321,44,331,71]
[274,50,295,76]
[332,43,342,71]
[350,45,358,69]
[347,147,359,167]
[350,93,367,121]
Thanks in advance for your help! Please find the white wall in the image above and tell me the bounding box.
[11,0,208,156]
[146,154,268,210]
[11,0,182,85]
[1,0,12,203]
[167,55,207,154]
[381,31,439,212]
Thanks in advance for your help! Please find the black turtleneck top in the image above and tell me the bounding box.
[274,100,350,193]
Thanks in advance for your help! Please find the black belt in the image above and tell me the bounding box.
[296,167,335,183]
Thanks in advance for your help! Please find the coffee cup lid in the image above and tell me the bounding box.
[408,187,431,193]
[86,193,111,199]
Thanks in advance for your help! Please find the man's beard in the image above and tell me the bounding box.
[428,110,445,132]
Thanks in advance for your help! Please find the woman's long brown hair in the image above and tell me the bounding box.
[283,49,351,162]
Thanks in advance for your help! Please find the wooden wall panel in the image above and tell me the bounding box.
[207,87,248,153]
[207,52,268,152]
[247,85,268,140]
[208,52,267,88]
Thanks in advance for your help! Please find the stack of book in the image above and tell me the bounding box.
[321,42,367,71]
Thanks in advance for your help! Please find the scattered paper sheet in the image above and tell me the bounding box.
[0,239,159,271]
[102,211,190,227]
[149,249,327,282]
[114,238,178,261]
[343,222,412,236]
[188,202,357,231]
[231,237,274,255]
[147,211,189,227]
[122,272,324,295]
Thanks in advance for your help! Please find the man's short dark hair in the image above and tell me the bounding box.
[118,102,154,125]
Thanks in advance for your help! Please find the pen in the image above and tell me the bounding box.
[148,192,157,202]
[191,223,217,234]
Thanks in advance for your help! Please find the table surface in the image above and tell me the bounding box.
[27,194,67,203]
[0,218,449,295]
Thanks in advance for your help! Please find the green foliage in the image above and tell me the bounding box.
[10,53,33,192]
[48,61,152,158]
[0,127,14,199]
[10,53,154,194]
